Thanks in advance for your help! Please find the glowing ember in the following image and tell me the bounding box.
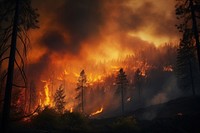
[90,107,103,116]
[163,65,173,72]
[70,107,73,113]
[127,97,131,102]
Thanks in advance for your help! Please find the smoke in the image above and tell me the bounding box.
[30,0,179,58]
[39,30,69,54]
[22,0,185,117]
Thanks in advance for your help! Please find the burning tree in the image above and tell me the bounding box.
[54,85,66,114]
[0,0,39,132]
[116,68,128,114]
[75,70,87,113]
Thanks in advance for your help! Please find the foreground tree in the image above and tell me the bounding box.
[54,85,66,114]
[116,68,128,114]
[176,0,200,69]
[176,0,200,95]
[75,70,87,113]
[176,29,199,95]
[0,0,39,132]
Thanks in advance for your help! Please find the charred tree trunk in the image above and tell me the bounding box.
[189,59,195,96]
[29,83,32,112]
[1,0,19,132]
[190,0,200,70]
[81,83,84,113]
[121,85,124,115]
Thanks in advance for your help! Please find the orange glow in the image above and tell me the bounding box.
[90,107,103,116]
[70,107,73,113]
[163,65,173,72]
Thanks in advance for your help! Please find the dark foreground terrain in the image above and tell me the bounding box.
[4,96,200,133]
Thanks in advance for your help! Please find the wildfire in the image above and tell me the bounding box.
[90,107,103,117]
[41,80,52,106]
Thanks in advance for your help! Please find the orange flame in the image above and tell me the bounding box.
[90,107,103,116]
[41,80,52,107]
[70,107,73,113]
[163,65,173,72]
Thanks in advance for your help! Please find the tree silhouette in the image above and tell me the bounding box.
[116,68,128,114]
[134,68,143,102]
[75,70,87,113]
[176,0,200,69]
[0,0,39,132]
[54,85,66,114]
[28,80,37,112]
[176,29,199,95]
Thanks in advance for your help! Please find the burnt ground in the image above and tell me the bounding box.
[6,96,200,133]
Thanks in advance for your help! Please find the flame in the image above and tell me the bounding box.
[41,80,52,106]
[90,107,103,116]
[70,107,73,113]
[163,65,173,72]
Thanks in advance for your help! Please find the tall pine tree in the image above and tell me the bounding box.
[176,0,200,69]
[176,29,199,95]
[176,0,200,95]
[116,68,128,114]
[54,85,66,114]
[75,70,87,113]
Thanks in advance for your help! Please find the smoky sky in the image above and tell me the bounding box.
[35,0,104,55]
[40,30,68,54]
[28,0,180,84]
[56,0,104,42]
[33,0,178,56]
[28,52,51,82]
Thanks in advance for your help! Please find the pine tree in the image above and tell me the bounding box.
[29,80,37,112]
[116,68,128,114]
[175,0,200,69]
[175,0,200,96]
[134,68,143,102]
[54,85,66,114]
[75,70,87,113]
[176,29,199,95]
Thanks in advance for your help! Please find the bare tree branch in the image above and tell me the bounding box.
[0,57,9,63]
[11,106,40,122]
[12,83,26,88]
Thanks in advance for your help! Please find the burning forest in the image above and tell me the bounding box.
[0,0,200,133]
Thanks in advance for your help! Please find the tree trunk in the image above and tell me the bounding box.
[1,0,19,132]
[189,59,195,96]
[81,83,84,113]
[190,0,200,70]
[121,85,124,115]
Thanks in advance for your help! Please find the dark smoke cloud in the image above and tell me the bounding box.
[33,0,178,56]
[57,0,103,37]
[28,52,51,81]
[105,1,178,38]
[54,0,104,53]
[39,30,68,54]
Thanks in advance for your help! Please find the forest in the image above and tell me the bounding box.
[0,0,200,133]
